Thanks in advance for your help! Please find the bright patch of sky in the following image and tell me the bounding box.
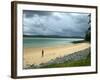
[23,10,90,37]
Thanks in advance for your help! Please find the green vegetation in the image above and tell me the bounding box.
[85,14,91,42]
[85,30,91,42]
[41,53,91,68]
[72,40,85,44]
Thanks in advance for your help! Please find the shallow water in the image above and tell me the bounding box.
[23,37,84,48]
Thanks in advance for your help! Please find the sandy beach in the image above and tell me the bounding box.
[23,42,90,68]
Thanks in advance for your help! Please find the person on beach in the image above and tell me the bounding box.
[42,49,44,57]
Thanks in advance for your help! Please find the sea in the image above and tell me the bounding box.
[23,37,84,48]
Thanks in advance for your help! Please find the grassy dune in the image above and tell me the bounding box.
[41,53,91,68]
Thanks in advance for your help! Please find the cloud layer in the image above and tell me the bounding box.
[23,10,90,37]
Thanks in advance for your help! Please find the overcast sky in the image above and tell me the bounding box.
[23,10,90,37]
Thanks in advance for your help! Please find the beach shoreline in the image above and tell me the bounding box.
[23,42,90,68]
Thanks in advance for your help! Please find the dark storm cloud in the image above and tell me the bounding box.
[23,10,90,37]
[23,10,52,18]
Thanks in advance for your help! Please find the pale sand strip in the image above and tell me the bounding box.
[24,43,90,67]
